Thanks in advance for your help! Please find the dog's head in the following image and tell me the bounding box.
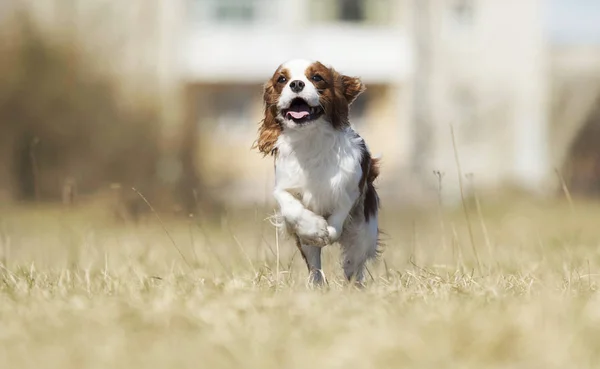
[255,59,365,156]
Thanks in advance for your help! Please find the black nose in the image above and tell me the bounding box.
[289,80,305,93]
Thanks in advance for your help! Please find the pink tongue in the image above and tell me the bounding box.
[287,111,310,119]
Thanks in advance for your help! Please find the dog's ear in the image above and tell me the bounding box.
[253,79,281,156]
[328,69,355,129]
[341,75,365,105]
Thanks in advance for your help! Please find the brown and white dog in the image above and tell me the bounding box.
[254,59,381,285]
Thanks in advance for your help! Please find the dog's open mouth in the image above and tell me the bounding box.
[282,98,323,124]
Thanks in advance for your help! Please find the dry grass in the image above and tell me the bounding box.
[1,196,600,368]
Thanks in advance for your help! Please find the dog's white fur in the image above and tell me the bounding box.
[270,59,380,285]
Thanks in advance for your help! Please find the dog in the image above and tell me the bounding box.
[254,59,381,285]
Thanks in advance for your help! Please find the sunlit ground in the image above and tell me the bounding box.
[1,195,600,368]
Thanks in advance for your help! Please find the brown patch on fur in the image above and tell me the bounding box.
[305,62,365,130]
[253,67,290,156]
[358,141,380,222]
[341,75,366,105]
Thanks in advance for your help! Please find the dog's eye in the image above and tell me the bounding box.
[311,74,323,82]
[277,76,287,84]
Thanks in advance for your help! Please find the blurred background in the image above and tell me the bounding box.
[1,0,600,220]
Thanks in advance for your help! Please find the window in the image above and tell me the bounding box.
[206,87,257,140]
[339,0,366,22]
[188,0,258,24]
[213,89,251,127]
[309,0,393,25]
[214,1,255,23]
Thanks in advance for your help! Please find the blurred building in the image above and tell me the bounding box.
[182,0,600,205]
[3,0,600,207]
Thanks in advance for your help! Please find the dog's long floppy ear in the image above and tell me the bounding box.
[341,75,365,105]
[253,79,281,156]
[329,69,366,128]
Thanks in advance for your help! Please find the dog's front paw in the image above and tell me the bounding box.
[327,226,340,242]
[294,211,330,247]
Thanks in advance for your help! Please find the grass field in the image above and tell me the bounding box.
[1,196,600,368]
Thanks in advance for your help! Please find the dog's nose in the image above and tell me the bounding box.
[289,80,305,93]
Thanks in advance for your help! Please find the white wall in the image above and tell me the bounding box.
[419,0,550,202]
[184,26,412,85]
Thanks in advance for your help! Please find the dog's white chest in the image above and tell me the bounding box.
[275,125,363,215]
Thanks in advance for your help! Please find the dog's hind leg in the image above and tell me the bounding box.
[338,213,379,286]
[295,236,325,286]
